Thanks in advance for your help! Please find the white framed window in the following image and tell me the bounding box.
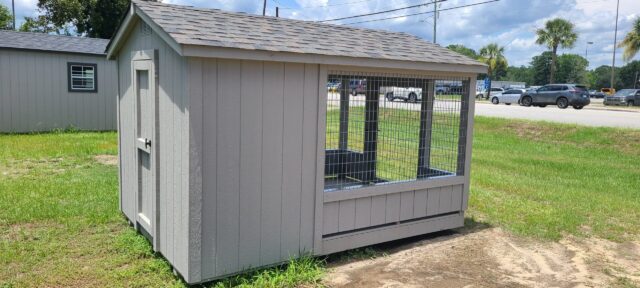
[68,63,97,92]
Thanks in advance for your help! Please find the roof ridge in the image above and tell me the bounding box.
[0,29,109,42]
[129,0,485,68]
[133,0,433,40]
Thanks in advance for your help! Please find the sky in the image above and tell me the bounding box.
[3,0,639,68]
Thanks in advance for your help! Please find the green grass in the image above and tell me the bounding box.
[468,117,640,241]
[0,131,322,288]
[326,106,460,181]
[1,115,639,286]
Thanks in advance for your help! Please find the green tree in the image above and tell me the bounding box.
[479,43,508,80]
[446,44,478,59]
[618,17,640,62]
[535,18,578,84]
[19,0,131,38]
[589,65,623,90]
[19,15,60,33]
[530,51,554,85]
[0,3,12,29]
[556,54,589,84]
[618,60,640,88]
[505,66,533,85]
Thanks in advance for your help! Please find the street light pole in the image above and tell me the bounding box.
[585,41,593,59]
[611,0,620,89]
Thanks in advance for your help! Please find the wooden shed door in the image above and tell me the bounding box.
[133,59,157,243]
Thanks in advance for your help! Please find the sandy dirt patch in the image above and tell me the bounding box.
[94,155,118,166]
[323,227,640,288]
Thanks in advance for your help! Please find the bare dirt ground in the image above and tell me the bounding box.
[323,225,640,288]
[94,155,118,166]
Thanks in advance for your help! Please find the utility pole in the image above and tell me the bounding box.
[262,0,267,16]
[432,1,437,44]
[276,7,279,17]
[611,0,620,89]
[635,71,639,89]
[12,0,16,30]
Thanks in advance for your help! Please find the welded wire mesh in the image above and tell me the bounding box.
[325,72,469,191]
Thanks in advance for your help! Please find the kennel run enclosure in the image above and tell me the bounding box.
[109,0,485,284]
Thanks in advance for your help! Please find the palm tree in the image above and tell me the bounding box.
[478,43,507,99]
[618,17,640,62]
[479,43,507,79]
[535,18,578,84]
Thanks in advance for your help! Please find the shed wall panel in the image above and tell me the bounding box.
[215,59,242,275]
[116,21,189,277]
[201,58,219,278]
[0,49,117,132]
[281,63,305,259]
[196,59,320,280]
[238,60,263,269]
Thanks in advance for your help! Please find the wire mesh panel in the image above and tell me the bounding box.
[325,72,469,192]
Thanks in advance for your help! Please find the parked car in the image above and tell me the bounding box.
[588,90,606,98]
[476,87,505,99]
[327,81,341,92]
[350,79,367,95]
[385,87,422,103]
[520,84,590,109]
[491,89,526,105]
[603,89,640,106]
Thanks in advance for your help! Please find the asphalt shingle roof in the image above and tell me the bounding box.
[133,0,483,67]
[0,30,109,55]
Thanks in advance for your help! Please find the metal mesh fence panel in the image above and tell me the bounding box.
[325,72,468,192]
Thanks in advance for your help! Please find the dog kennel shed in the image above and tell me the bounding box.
[107,0,485,284]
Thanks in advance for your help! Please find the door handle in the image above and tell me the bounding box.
[145,138,152,148]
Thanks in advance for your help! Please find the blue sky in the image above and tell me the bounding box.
[4,0,639,68]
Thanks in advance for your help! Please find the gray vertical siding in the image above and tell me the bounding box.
[322,185,464,236]
[196,59,320,281]
[116,20,190,279]
[0,48,116,132]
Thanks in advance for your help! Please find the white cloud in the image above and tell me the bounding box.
[4,0,639,67]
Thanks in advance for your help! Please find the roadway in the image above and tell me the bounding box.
[474,102,640,129]
[326,93,640,129]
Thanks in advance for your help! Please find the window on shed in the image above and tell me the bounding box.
[324,73,470,192]
[68,63,97,92]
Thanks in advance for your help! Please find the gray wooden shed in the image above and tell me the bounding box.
[107,0,485,284]
[0,31,117,132]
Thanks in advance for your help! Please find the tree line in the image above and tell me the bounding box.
[448,17,640,90]
[1,2,639,90]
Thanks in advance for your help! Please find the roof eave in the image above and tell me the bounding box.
[181,44,488,74]
[0,46,106,56]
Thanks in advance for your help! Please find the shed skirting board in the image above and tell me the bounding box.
[320,212,464,255]
[324,176,466,203]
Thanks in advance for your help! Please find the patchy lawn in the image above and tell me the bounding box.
[469,117,640,242]
[1,116,639,287]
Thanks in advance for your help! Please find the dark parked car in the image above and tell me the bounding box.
[603,89,640,106]
[520,84,590,109]
[349,79,367,95]
[589,90,606,98]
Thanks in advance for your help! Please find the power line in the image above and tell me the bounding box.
[319,0,448,23]
[279,0,376,10]
[342,0,499,25]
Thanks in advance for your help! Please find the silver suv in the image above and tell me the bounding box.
[520,84,590,109]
